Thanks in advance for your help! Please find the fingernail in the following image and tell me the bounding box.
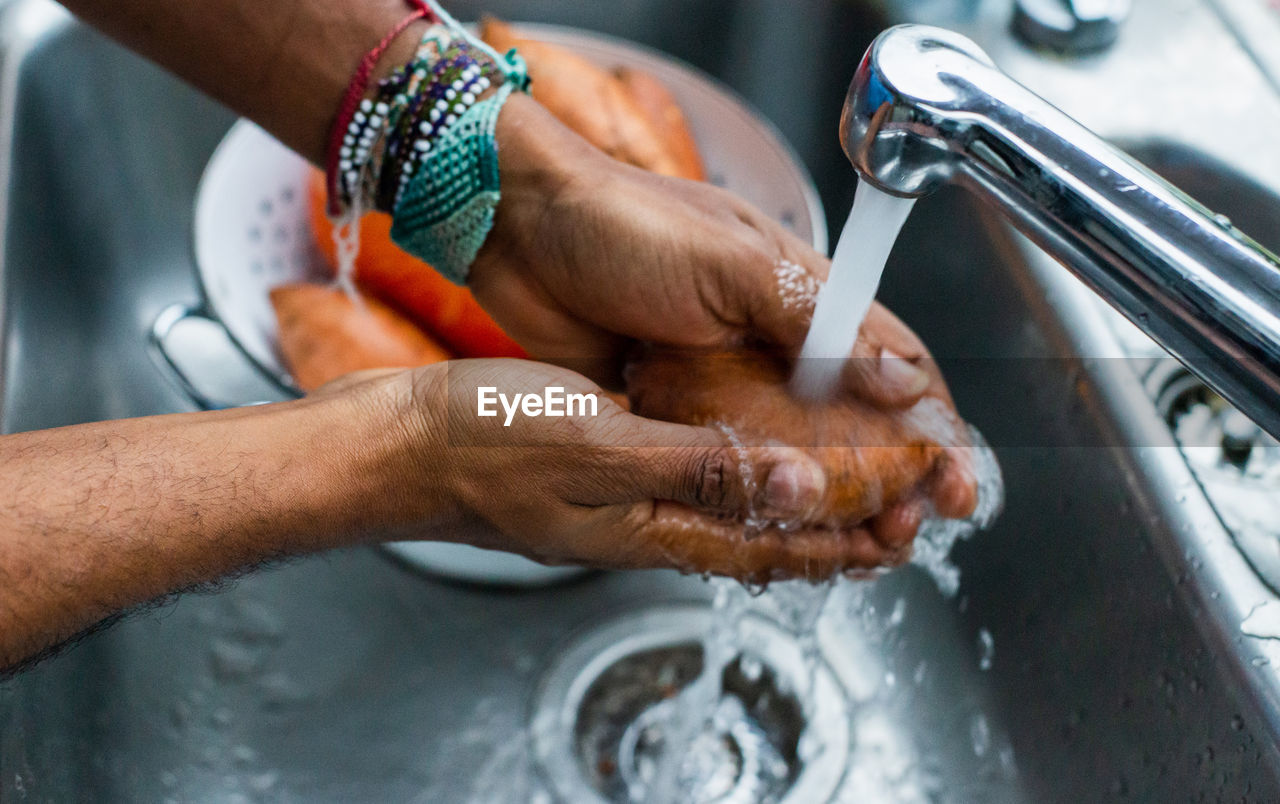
[762,459,825,517]
[879,348,930,395]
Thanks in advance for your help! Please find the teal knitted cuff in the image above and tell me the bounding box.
[390,82,514,285]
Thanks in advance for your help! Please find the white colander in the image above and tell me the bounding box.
[154,23,828,585]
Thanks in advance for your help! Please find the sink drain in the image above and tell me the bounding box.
[1149,362,1279,474]
[531,605,850,803]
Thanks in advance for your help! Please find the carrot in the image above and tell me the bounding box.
[628,349,954,525]
[306,171,527,359]
[481,18,685,178]
[301,28,708,362]
[270,283,452,392]
[614,66,706,182]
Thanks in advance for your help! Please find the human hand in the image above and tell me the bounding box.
[324,360,933,580]
[627,347,979,551]
[474,95,943,406]
[472,96,976,539]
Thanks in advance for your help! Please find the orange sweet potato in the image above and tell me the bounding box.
[481,18,686,178]
[306,171,526,359]
[271,283,451,392]
[627,349,950,527]
[614,67,705,181]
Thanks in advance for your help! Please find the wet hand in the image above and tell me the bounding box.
[628,347,979,550]
[472,97,977,539]
[473,95,942,407]
[324,362,924,580]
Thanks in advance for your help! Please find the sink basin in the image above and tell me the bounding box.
[3,0,1280,800]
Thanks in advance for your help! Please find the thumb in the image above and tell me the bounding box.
[597,417,827,520]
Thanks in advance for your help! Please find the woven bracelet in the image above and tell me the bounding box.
[387,4,529,285]
[324,0,529,286]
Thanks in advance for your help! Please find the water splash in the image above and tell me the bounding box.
[774,259,823,313]
[908,428,1005,598]
[717,423,765,537]
[647,579,752,802]
[636,419,1005,802]
[330,205,365,307]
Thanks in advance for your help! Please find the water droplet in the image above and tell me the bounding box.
[970,714,991,758]
[248,771,280,793]
[999,745,1018,778]
[1231,714,1245,731]
[888,598,906,627]
[978,628,995,671]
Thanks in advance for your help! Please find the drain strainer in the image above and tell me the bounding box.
[531,605,850,803]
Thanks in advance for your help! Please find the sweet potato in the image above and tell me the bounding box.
[614,67,705,181]
[481,18,685,178]
[271,283,451,392]
[306,171,526,359]
[627,349,951,527]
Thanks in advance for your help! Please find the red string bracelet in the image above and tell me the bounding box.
[325,1,439,217]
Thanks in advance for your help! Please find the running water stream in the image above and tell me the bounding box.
[792,182,917,400]
[643,181,1006,803]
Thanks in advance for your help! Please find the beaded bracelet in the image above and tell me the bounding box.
[326,1,529,287]
[325,1,437,218]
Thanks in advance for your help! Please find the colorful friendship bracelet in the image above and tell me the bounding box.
[390,81,514,280]
[325,1,530,286]
[325,0,437,218]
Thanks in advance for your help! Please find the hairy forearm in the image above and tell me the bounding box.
[0,382,445,671]
[56,0,425,162]
[56,0,587,223]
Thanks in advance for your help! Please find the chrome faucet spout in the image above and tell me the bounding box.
[843,24,1280,438]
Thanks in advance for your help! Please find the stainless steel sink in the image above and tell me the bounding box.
[3,0,1280,800]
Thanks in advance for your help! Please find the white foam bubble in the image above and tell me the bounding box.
[774,258,823,313]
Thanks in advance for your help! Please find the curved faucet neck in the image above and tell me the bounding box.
[843,25,1280,439]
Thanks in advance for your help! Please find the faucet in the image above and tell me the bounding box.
[842,25,1280,439]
